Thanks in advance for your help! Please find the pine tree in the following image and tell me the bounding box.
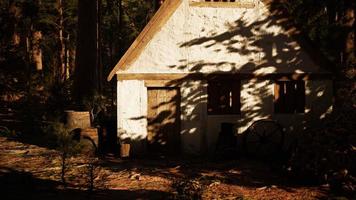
[73,0,98,107]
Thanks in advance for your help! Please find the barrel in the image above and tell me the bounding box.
[65,110,91,131]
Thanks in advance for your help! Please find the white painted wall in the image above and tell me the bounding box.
[180,79,207,155]
[117,80,147,154]
[120,0,327,75]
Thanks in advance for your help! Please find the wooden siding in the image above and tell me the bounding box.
[189,1,255,8]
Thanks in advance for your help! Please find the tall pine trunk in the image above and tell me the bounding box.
[58,0,66,81]
[31,0,43,72]
[9,0,20,46]
[97,0,103,93]
[343,4,355,67]
[73,0,98,108]
[31,30,43,71]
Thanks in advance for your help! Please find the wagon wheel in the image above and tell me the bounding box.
[243,119,285,159]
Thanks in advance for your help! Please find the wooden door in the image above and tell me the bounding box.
[147,87,180,155]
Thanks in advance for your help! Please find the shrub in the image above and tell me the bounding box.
[172,178,204,200]
[45,122,83,185]
[287,111,356,195]
[0,126,17,138]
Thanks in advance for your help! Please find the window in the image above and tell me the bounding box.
[208,79,240,115]
[274,80,305,113]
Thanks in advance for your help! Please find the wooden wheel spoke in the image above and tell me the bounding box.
[267,127,281,136]
[261,126,267,137]
[244,119,285,157]
[252,128,263,138]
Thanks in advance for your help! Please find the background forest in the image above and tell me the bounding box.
[0,0,161,126]
[0,0,354,124]
[0,0,355,197]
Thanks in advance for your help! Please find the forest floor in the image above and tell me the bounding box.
[0,135,344,200]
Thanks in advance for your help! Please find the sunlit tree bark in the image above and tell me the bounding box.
[58,0,66,81]
[31,30,43,71]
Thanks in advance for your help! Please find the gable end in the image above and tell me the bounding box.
[107,0,183,81]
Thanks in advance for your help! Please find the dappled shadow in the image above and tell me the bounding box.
[0,166,172,200]
[100,157,331,198]
[178,1,333,73]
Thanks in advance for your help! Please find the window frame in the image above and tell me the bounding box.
[274,80,305,114]
[207,76,241,115]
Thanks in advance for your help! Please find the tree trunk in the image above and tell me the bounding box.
[65,34,70,80]
[97,0,103,93]
[9,1,21,46]
[327,0,338,24]
[73,0,98,107]
[32,30,43,71]
[25,36,31,92]
[58,0,66,81]
[343,5,355,66]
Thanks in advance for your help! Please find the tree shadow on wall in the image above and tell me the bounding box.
[167,0,332,152]
[126,0,333,157]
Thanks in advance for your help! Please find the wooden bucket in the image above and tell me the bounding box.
[65,110,91,130]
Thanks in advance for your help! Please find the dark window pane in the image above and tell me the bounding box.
[208,78,240,115]
[295,81,305,113]
[274,80,305,114]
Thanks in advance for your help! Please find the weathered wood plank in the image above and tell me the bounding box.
[189,2,255,9]
[118,73,203,81]
[144,80,175,87]
[117,73,333,81]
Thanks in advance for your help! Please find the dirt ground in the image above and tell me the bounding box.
[0,136,342,200]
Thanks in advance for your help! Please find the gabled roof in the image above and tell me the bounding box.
[107,0,182,81]
[107,0,332,81]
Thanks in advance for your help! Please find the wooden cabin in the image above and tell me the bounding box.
[107,0,333,156]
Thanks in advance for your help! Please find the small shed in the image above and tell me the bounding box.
[107,0,333,155]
